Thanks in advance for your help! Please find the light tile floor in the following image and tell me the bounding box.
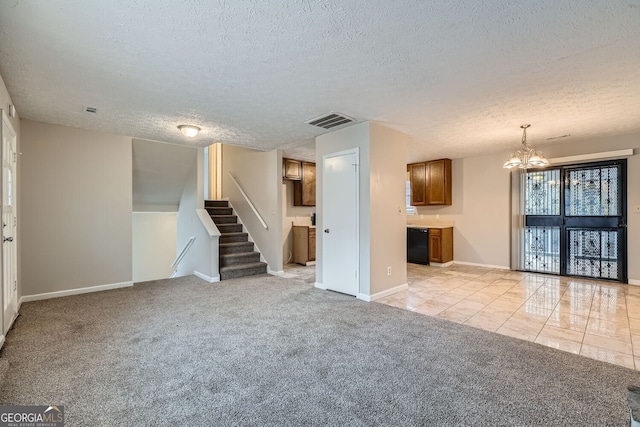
[376,263,640,370]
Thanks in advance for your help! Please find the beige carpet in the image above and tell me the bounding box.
[1,273,639,426]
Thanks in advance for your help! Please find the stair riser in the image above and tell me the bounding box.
[220,253,261,267]
[207,207,232,215]
[219,243,254,255]
[220,234,248,244]
[217,224,243,233]
[220,265,267,280]
[205,200,229,208]
[211,215,237,224]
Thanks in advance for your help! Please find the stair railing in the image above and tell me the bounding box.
[170,236,196,278]
[228,172,268,229]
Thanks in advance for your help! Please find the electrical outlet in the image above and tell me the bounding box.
[387,266,392,276]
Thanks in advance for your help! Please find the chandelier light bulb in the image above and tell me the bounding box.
[503,124,549,169]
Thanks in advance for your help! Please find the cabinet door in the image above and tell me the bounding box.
[308,228,316,261]
[301,162,316,206]
[429,229,442,262]
[408,162,427,206]
[294,162,316,206]
[426,159,452,205]
[283,158,302,180]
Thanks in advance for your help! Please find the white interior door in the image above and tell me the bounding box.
[2,111,17,335]
[322,149,359,296]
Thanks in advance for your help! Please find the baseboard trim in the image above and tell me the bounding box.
[314,282,326,290]
[430,261,455,268]
[629,279,640,286]
[454,261,510,270]
[358,283,409,302]
[0,335,4,349]
[267,268,284,276]
[21,281,134,303]
[194,271,220,283]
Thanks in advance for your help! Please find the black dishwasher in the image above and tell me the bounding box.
[407,227,429,265]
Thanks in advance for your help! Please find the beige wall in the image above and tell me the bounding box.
[316,121,408,298]
[369,122,409,294]
[221,145,283,273]
[411,153,511,268]
[20,120,133,296]
[132,212,177,282]
[410,131,640,282]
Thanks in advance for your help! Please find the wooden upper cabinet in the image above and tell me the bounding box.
[283,158,302,180]
[293,162,316,206]
[408,162,427,206]
[426,158,452,205]
[408,158,452,206]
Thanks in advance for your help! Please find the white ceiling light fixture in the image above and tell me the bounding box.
[178,125,201,137]
[503,124,549,169]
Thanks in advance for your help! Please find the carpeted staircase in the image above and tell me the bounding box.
[206,200,267,280]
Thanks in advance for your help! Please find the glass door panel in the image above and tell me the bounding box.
[523,160,627,283]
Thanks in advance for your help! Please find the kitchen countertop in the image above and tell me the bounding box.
[406,224,453,229]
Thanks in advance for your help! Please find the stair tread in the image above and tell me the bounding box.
[220,251,259,257]
[220,262,267,271]
[219,232,247,237]
[219,241,253,247]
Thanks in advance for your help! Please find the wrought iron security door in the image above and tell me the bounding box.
[523,160,627,283]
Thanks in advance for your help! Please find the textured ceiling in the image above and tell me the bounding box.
[0,0,639,162]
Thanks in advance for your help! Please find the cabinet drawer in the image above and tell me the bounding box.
[429,228,441,236]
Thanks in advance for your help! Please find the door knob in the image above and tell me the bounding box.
[3,236,13,242]
[324,229,330,234]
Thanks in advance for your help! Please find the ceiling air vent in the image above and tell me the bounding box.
[305,112,355,130]
[84,106,98,114]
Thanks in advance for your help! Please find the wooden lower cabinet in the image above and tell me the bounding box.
[292,225,316,265]
[428,227,453,264]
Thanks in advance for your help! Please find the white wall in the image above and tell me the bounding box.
[316,121,408,298]
[132,138,198,211]
[221,145,283,273]
[410,131,640,282]
[20,120,133,296]
[175,148,220,281]
[316,122,371,291]
[132,212,177,283]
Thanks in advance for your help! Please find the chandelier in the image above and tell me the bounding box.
[503,124,549,169]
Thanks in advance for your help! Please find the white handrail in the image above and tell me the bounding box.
[171,236,196,269]
[228,172,268,229]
